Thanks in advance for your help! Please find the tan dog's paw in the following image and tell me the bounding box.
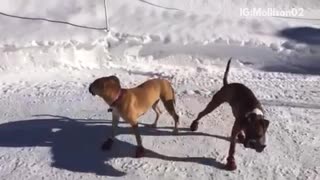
[145,123,157,128]
[101,138,113,151]
[135,146,145,158]
[173,128,179,134]
[190,121,199,131]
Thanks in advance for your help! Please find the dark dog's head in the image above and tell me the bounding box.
[243,114,270,153]
[89,76,121,97]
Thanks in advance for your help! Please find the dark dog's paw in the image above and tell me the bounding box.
[101,138,114,151]
[190,121,199,131]
[225,157,237,171]
[135,146,145,158]
[225,161,237,171]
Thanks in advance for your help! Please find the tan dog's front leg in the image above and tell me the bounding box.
[101,110,120,151]
[225,122,241,171]
[132,124,145,158]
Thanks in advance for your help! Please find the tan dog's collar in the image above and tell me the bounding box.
[110,89,125,107]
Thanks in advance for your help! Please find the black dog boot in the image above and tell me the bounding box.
[101,138,114,151]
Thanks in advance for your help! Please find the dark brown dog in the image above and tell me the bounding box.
[89,76,179,157]
[190,58,270,171]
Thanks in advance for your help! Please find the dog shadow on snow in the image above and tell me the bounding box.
[0,114,227,177]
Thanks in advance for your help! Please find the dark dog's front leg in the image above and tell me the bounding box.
[237,131,245,144]
[225,123,241,171]
[101,110,119,151]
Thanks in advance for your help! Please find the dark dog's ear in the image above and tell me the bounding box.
[262,119,270,129]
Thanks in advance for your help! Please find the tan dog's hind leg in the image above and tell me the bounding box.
[162,99,179,133]
[150,100,162,128]
[131,123,145,157]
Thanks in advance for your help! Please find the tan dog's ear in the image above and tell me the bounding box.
[108,76,121,86]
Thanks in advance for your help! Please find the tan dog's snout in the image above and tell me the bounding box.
[88,83,95,96]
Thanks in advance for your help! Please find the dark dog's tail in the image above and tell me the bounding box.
[223,58,232,86]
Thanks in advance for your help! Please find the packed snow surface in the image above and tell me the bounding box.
[0,0,319,179]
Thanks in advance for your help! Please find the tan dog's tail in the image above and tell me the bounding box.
[171,86,176,106]
[223,58,232,86]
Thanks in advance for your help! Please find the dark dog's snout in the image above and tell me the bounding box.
[244,139,266,152]
[248,140,256,148]
[244,139,255,148]
[256,145,266,152]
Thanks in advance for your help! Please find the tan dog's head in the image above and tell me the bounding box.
[89,76,121,97]
[243,114,270,153]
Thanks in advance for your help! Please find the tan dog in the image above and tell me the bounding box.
[190,59,270,171]
[89,76,179,157]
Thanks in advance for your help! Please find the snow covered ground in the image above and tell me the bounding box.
[0,0,320,179]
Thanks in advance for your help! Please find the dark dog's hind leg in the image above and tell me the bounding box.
[190,89,227,131]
